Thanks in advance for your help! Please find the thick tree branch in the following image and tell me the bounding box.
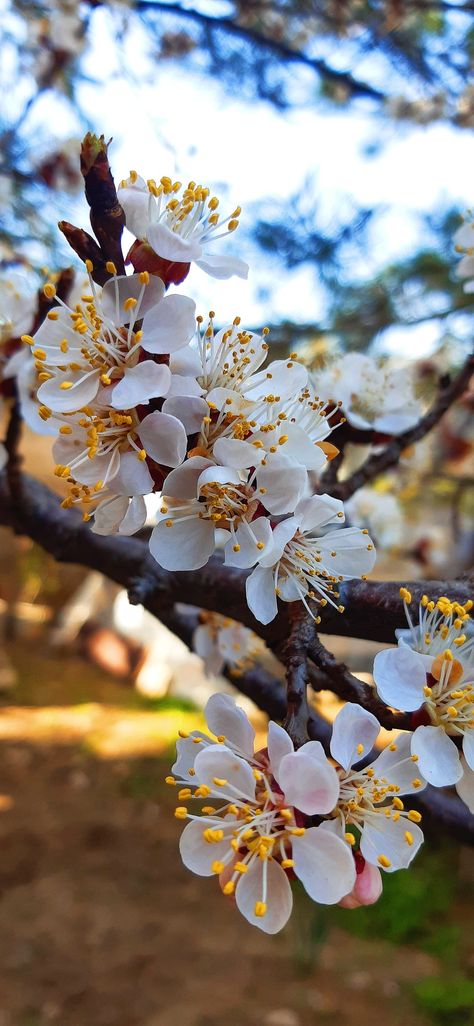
[330,353,474,500]
[282,605,313,748]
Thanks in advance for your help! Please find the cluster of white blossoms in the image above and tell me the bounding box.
[374,589,474,812]
[169,694,425,934]
[316,352,420,435]
[12,168,378,623]
[193,613,265,678]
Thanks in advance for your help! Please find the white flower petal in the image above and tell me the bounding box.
[194,744,256,801]
[462,730,474,771]
[318,528,377,578]
[373,646,426,712]
[111,362,171,408]
[138,411,187,468]
[360,813,423,872]
[142,293,196,355]
[100,272,165,324]
[294,494,344,533]
[235,855,293,934]
[37,369,100,413]
[213,437,263,470]
[367,732,427,794]
[267,721,294,781]
[149,516,215,571]
[147,222,202,262]
[411,725,462,786]
[193,625,223,677]
[244,359,308,402]
[118,178,151,239]
[91,496,129,536]
[245,566,278,625]
[204,693,255,757]
[292,826,356,903]
[172,732,208,780]
[278,425,327,472]
[161,395,208,434]
[278,749,340,815]
[455,756,474,812]
[196,253,249,280]
[330,703,380,771]
[163,456,213,499]
[258,517,298,567]
[257,454,307,515]
[112,451,154,495]
[119,495,147,535]
[179,818,233,877]
[224,517,273,569]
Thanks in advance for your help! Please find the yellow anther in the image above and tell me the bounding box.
[223,881,235,895]
[254,902,267,917]
[105,261,117,274]
[356,743,364,755]
[389,743,398,752]
[124,297,137,311]
[228,219,239,231]
[392,797,404,810]
[100,373,111,385]
[203,828,224,843]
[212,860,225,874]
[43,283,56,299]
[59,425,72,435]
[233,544,241,552]
[201,806,217,815]
[345,833,356,845]
[252,769,262,781]
[404,831,414,846]
[178,788,192,800]
[138,449,147,461]
[411,778,422,789]
[178,730,189,738]
[423,685,432,697]
[280,808,293,821]
[281,858,295,870]
[411,754,419,762]
[256,542,265,550]
[408,809,422,823]
[290,827,306,837]
[234,862,248,874]
[174,807,188,819]
[59,381,74,390]
[378,855,391,868]
[447,706,458,718]
[165,776,175,785]
[213,778,228,787]
[85,259,93,273]
[139,270,150,285]
[400,587,412,603]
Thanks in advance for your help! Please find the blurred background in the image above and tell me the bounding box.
[0,1,474,1024]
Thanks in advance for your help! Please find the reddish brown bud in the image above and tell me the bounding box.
[127,239,190,287]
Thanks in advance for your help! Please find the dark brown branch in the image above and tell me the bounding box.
[3,386,23,505]
[134,1,385,100]
[329,353,474,501]
[0,471,471,647]
[282,605,313,748]
[309,635,413,730]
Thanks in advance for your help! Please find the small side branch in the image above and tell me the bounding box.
[330,353,474,501]
[282,605,313,748]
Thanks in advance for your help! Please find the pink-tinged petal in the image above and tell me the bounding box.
[373,646,426,712]
[318,528,376,578]
[235,856,293,934]
[161,395,208,434]
[196,253,249,280]
[147,222,202,262]
[360,812,424,871]
[119,495,147,535]
[100,272,165,324]
[111,362,171,408]
[246,566,278,625]
[149,516,215,571]
[278,750,339,815]
[257,455,307,515]
[455,756,474,812]
[339,861,383,909]
[194,744,256,801]
[244,359,308,402]
[292,826,356,903]
[138,411,187,468]
[179,818,234,877]
[267,721,294,782]
[411,725,462,786]
[204,693,255,757]
[330,703,380,771]
[213,437,263,470]
[111,451,154,496]
[367,732,427,795]
[91,496,129,536]
[462,730,474,771]
[294,493,344,533]
[37,369,100,413]
[142,293,196,354]
[163,456,214,499]
[224,517,273,569]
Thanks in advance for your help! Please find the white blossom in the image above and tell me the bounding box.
[346,486,403,550]
[454,215,474,293]
[193,614,264,677]
[171,693,356,933]
[118,173,248,280]
[316,353,420,434]
[373,589,474,807]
